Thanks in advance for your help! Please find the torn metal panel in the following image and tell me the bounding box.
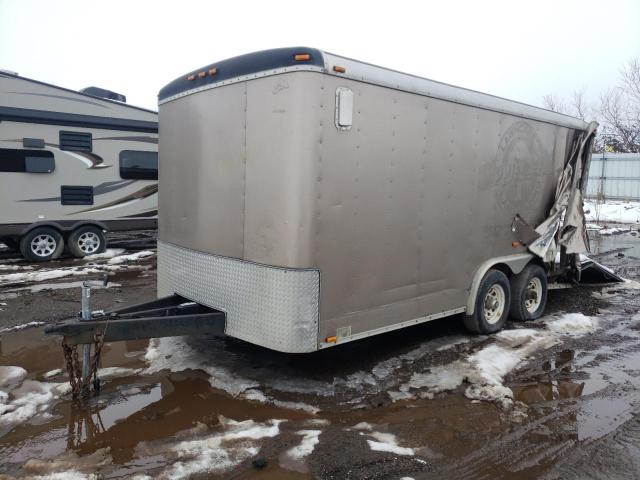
[528,121,598,261]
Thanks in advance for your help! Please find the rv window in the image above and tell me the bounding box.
[0,148,55,173]
[119,150,158,180]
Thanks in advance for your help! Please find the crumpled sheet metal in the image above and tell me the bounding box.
[528,121,598,261]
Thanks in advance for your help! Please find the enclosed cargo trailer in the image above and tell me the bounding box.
[48,47,608,362]
[155,47,598,352]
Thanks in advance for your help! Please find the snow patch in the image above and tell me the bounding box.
[7,280,120,294]
[160,416,284,479]
[0,366,27,388]
[107,250,154,265]
[0,264,34,271]
[0,321,45,334]
[0,377,71,431]
[97,367,142,380]
[352,422,374,430]
[395,313,600,408]
[83,248,125,261]
[285,430,321,459]
[26,471,97,480]
[584,200,640,224]
[362,431,414,456]
[546,313,599,336]
[0,267,102,285]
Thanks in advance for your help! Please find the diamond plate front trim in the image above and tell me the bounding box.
[157,241,320,353]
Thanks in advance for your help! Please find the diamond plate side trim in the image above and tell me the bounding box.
[157,241,320,353]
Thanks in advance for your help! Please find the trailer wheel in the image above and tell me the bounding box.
[464,269,511,334]
[20,227,65,262]
[509,264,548,321]
[67,226,106,258]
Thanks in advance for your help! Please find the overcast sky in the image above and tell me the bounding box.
[1,0,639,113]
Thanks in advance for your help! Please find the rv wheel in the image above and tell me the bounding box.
[68,226,106,258]
[464,269,511,334]
[20,227,65,262]
[509,264,548,321]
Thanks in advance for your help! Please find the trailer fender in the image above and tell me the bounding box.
[466,253,535,315]
[19,220,109,236]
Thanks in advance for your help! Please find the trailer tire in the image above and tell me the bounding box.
[509,264,548,321]
[464,269,511,334]
[67,226,107,258]
[20,227,65,262]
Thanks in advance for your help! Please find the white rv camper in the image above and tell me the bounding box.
[49,48,618,364]
[0,71,158,261]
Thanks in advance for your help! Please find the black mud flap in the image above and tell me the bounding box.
[44,295,226,345]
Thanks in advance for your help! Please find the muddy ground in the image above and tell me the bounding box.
[1,229,640,479]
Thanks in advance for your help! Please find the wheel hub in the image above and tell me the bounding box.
[78,232,100,254]
[525,277,543,313]
[483,284,505,325]
[30,234,56,257]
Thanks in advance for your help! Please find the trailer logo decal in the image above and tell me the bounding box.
[491,121,545,214]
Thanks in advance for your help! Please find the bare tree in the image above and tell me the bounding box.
[542,57,640,153]
[571,88,589,120]
[542,94,567,114]
[620,58,640,104]
[598,58,640,153]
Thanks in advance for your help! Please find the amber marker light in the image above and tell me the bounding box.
[333,65,346,73]
[295,54,311,61]
[187,74,196,81]
[208,68,217,76]
[198,71,206,78]
[512,242,522,248]
[325,336,337,343]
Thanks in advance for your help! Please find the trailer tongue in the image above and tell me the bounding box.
[44,284,225,398]
[45,294,225,345]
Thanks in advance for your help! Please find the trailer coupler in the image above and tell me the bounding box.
[45,291,225,398]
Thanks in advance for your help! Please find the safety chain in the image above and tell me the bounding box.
[61,331,106,399]
[62,340,81,398]
[88,332,106,393]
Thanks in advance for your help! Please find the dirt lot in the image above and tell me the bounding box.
[1,230,640,479]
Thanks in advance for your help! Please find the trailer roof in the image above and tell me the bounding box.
[0,70,157,115]
[159,47,588,130]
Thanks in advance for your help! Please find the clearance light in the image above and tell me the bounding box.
[325,336,337,343]
[187,74,196,81]
[198,71,206,78]
[512,242,522,248]
[333,65,346,73]
[295,54,311,61]
[208,68,217,76]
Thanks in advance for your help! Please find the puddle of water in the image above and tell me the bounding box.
[0,329,315,478]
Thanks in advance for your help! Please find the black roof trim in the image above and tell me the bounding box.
[158,47,325,101]
[0,71,157,114]
[0,106,158,133]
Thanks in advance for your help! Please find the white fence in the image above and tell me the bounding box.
[586,153,640,201]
